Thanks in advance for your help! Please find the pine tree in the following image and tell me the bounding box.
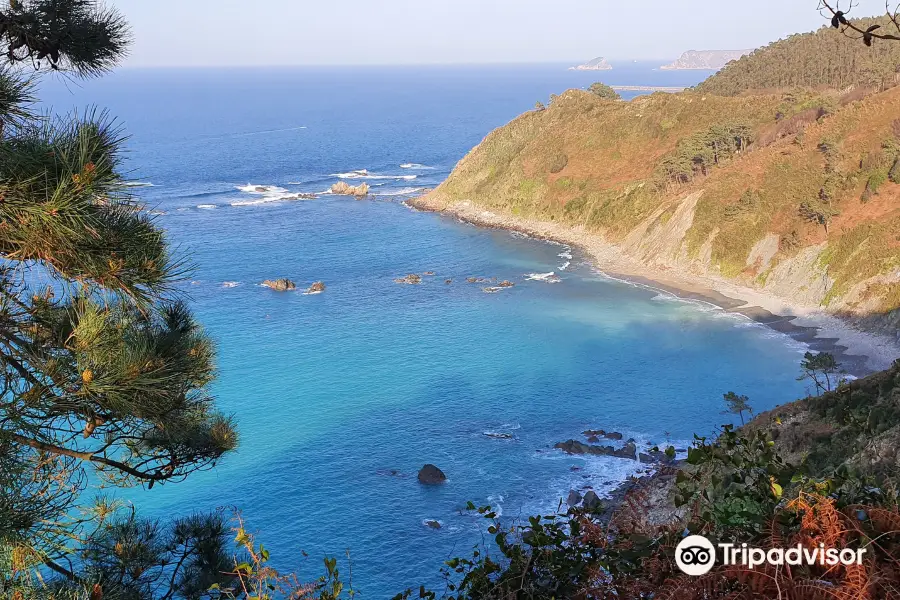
[0,2,239,597]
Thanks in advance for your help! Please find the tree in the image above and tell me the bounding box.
[722,391,752,425]
[798,351,843,394]
[0,2,239,597]
[819,1,900,45]
[799,200,839,234]
[588,82,620,100]
[534,100,545,111]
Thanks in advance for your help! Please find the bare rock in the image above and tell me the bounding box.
[418,464,447,484]
[582,490,601,510]
[566,489,583,507]
[262,278,296,291]
[330,181,370,197]
[394,274,422,285]
[306,281,326,294]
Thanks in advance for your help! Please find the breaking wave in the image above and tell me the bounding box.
[526,272,561,283]
[332,169,417,181]
[400,163,434,169]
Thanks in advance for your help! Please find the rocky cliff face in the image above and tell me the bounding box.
[660,50,751,70]
[416,87,900,332]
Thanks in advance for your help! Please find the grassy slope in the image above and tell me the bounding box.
[426,86,900,316]
[748,361,900,478]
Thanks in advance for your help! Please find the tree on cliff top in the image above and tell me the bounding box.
[0,2,240,597]
[588,82,620,100]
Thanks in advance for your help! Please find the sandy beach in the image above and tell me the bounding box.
[407,196,900,378]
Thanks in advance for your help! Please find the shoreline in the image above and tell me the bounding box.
[406,196,900,378]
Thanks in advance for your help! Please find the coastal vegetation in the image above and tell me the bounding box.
[416,26,900,325]
[4,2,900,600]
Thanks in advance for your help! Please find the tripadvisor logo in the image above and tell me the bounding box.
[675,535,867,576]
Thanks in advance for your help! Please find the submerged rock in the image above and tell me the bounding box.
[417,464,447,484]
[262,278,296,291]
[423,519,442,530]
[445,279,453,284]
[394,273,422,285]
[423,271,436,276]
[466,277,490,283]
[483,431,514,440]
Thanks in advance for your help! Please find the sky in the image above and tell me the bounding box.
[112,0,894,67]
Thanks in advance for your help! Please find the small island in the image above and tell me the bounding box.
[660,49,751,70]
[568,56,612,71]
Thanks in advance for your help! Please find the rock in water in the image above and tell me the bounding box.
[262,278,296,291]
[566,489,583,507]
[306,281,326,294]
[330,181,370,197]
[423,519,442,529]
[394,274,422,285]
[497,280,515,288]
[417,464,447,484]
[582,490,601,510]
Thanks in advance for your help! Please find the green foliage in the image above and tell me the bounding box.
[675,426,792,538]
[722,391,753,424]
[0,3,240,598]
[655,121,753,185]
[587,82,619,100]
[798,351,843,394]
[723,189,760,220]
[696,18,900,95]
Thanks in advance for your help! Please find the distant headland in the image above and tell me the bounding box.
[660,49,751,70]
[568,56,612,71]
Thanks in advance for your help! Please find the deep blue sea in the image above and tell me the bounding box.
[40,63,811,597]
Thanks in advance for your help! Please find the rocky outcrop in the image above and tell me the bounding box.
[262,278,296,291]
[555,439,637,460]
[583,429,624,440]
[423,519,442,529]
[566,489,583,507]
[418,464,446,484]
[394,274,422,285]
[497,280,515,288]
[582,490,601,510]
[306,281,326,294]
[330,181,370,197]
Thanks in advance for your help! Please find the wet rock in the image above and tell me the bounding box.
[566,489,583,507]
[444,279,453,284]
[497,280,515,288]
[423,271,436,276]
[418,464,447,484]
[466,277,490,283]
[555,439,637,461]
[482,286,503,293]
[306,281,326,294]
[615,441,638,460]
[394,274,422,285]
[582,490,601,510]
[262,278,296,291]
[586,435,600,443]
[424,519,442,530]
[583,429,606,437]
[484,431,514,440]
[605,432,624,441]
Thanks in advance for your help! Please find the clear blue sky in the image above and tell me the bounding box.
[112,0,891,66]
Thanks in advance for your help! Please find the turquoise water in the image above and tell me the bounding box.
[40,64,810,596]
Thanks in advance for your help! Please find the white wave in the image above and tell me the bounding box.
[123,181,155,187]
[525,272,561,283]
[236,184,290,195]
[559,261,571,271]
[370,187,425,196]
[286,181,303,185]
[222,281,240,288]
[400,163,435,169]
[558,250,573,260]
[197,204,217,209]
[331,170,417,181]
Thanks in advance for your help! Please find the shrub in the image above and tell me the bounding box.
[588,82,620,100]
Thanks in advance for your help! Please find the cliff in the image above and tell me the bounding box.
[569,56,612,71]
[413,86,900,335]
[660,49,750,70]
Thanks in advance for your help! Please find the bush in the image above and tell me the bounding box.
[588,82,620,100]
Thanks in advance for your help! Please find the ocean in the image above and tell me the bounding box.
[40,62,811,596]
